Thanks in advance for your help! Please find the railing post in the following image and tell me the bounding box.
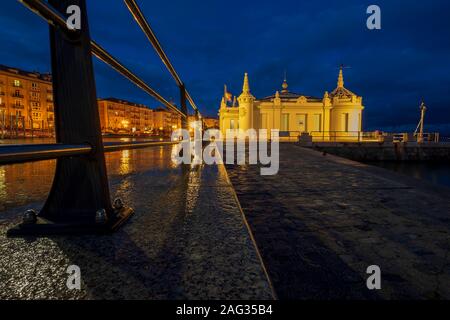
[8,0,133,237]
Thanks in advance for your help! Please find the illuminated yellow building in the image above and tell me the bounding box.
[0,65,184,137]
[188,115,219,130]
[203,117,219,129]
[153,108,182,134]
[219,68,364,140]
[98,98,154,134]
[0,64,54,133]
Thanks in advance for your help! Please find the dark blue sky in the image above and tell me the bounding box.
[1,0,450,132]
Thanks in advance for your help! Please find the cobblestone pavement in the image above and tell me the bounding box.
[226,144,450,300]
[0,146,273,300]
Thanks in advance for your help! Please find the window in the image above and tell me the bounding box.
[15,100,21,107]
[230,119,236,130]
[13,80,21,87]
[32,82,39,89]
[281,114,289,131]
[260,113,267,129]
[342,113,349,132]
[313,114,322,132]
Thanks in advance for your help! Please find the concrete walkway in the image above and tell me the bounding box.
[226,144,450,300]
[0,146,273,300]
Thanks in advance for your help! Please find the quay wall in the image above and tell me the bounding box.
[308,142,450,161]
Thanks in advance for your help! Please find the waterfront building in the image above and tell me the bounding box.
[203,117,219,129]
[0,65,54,133]
[219,68,364,140]
[0,65,183,137]
[153,108,182,135]
[98,98,154,134]
[188,115,219,130]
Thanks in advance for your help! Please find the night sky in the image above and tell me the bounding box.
[1,0,450,133]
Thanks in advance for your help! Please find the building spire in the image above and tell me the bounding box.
[282,70,289,93]
[242,72,250,94]
[337,65,344,88]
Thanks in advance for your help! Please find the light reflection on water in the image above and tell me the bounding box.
[0,167,6,202]
[0,138,179,213]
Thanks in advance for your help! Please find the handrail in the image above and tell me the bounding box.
[103,140,178,152]
[0,143,92,165]
[18,0,188,118]
[0,141,178,165]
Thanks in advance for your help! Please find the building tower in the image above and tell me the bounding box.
[237,73,255,131]
[329,66,364,133]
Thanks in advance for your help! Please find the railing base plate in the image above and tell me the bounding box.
[6,207,135,238]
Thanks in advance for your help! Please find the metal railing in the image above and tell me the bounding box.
[2,0,201,237]
[307,131,441,143]
[273,131,381,143]
[19,0,200,120]
[387,132,440,143]
[310,131,382,143]
[0,141,177,165]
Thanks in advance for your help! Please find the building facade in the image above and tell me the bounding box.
[0,65,54,133]
[153,108,182,134]
[0,65,184,137]
[219,68,364,140]
[98,98,154,134]
[203,117,219,129]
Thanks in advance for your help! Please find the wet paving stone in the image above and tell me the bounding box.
[225,144,450,300]
[0,146,273,300]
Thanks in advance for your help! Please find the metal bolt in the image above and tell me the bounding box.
[113,198,124,210]
[95,209,108,225]
[23,209,38,225]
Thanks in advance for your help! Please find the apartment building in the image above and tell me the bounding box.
[98,98,154,134]
[0,65,54,132]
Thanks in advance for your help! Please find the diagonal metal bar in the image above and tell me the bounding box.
[124,0,183,86]
[17,0,186,118]
[19,0,69,31]
[91,42,185,118]
[186,91,200,114]
[124,0,201,115]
